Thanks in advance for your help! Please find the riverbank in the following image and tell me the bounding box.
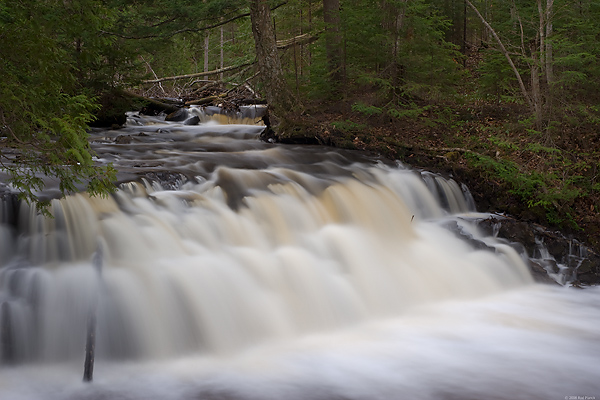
[275,96,600,247]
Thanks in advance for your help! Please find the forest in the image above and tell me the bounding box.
[1,0,600,246]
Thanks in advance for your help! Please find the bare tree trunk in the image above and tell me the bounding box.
[220,25,224,80]
[249,0,295,114]
[545,0,554,85]
[466,0,534,112]
[463,0,467,54]
[382,0,406,88]
[530,42,543,128]
[204,34,209,73]
[323,0,343,89]
[537,0,546,79]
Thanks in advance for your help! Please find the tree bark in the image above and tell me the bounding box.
[545,0,554,86]
[249,0,295,115]
[220,25,224,81]
[530,42,543,128]
[323,0,343,89]
[204,34,209,73]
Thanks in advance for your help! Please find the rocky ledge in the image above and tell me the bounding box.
[476,215,600,286]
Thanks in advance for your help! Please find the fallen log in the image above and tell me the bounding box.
[123,91,181,114]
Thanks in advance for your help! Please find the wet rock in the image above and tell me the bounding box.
[494,219,537,255]
[529,260,560,285]
[115,135,133,144]
[542,235,568,259]
[576,254,600,285]
[142,172,187,191]
[184,116,200,125]
[476,215,600,285]
[443,220,496,252]
[165,108,189,122]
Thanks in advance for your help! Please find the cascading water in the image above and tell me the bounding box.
[0,111,598,400]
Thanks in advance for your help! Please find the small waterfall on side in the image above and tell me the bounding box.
[0,116,598,400]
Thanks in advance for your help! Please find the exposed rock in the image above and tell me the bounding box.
[141,172,187,191]
[477,216,537,255]
[115,135,133,144]
[475,215,600,286]
[184,116,200,125]
[165,108,189,122]
[529,260,560,285]
[576,254,600,285]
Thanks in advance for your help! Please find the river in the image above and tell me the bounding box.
[0,110,599,400]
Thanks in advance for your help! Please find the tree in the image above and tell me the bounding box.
[323,0,343,89]
[0,0,115,206]
[249,0,296,114]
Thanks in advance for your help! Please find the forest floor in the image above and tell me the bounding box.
[274,92,600,255]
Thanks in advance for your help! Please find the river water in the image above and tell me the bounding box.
[0,111,599,400]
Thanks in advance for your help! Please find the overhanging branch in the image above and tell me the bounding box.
[102,2,287,40]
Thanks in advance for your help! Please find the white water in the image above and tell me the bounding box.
[0,115,599,399]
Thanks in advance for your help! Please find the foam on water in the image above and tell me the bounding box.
[1,286,598,400]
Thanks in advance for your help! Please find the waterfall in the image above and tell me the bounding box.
[0,159,532,363]
[0,114,598,400]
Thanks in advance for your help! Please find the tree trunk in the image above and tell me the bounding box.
[323,0,343,89]
[220,25,224,80]
[382,0,406,88]
[249,0,295,115]
[537,0,546,79]
[544,0,554,120]
[545,0,554,87]
[204,34,209,73]
[530,42,543,129]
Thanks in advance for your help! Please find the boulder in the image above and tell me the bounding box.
[165,108,189,122]
[184,116,200,125]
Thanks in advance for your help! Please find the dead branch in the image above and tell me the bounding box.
[466,0,534,110]
[185,95,223,106]
[276,32,321,50]
[142,62,255,84]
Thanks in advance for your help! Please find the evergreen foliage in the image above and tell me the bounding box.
[0,0,115,207]
[2,0,600,228]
